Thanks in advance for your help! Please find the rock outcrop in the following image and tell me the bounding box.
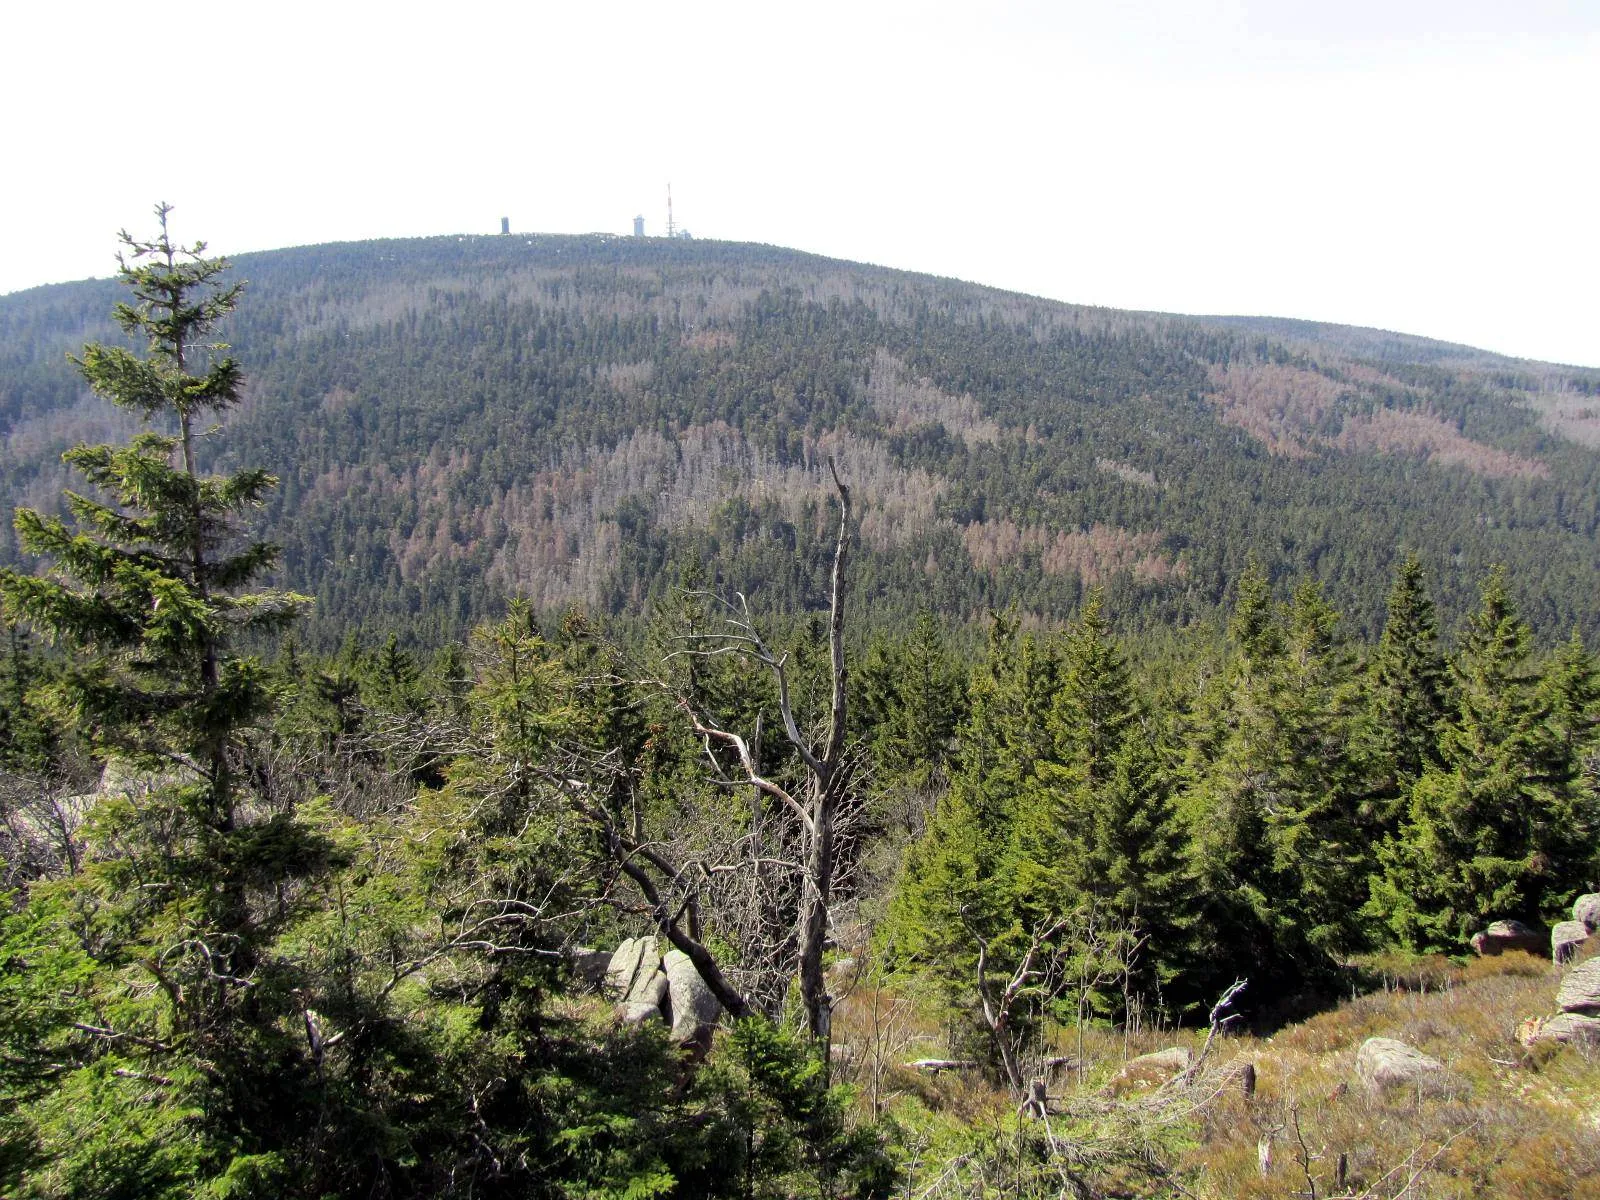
[1575,894,1600,934]
[1556,959,1600,1014]
[1469,919,1545,957]
[1354,1037,1449,1097]
[663,949,723,1048]
[606,937,658,1001]
[620,968,670,1025]
[1519,1012,1600,1048]
[603,937,723,1044]
[1553,921,1590,966]
[1108,1046,1192,1094]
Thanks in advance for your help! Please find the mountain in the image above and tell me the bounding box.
[3,233,1598,646]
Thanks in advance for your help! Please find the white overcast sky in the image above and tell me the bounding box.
[4,0,1597,366]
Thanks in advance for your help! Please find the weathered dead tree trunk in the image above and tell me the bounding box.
[967,914,1068,1095]
[797,460,851,1042]
[669,461,853,1044]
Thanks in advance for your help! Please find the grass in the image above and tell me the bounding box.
[827,948,1600,1197]
[1184,950,1600,1198]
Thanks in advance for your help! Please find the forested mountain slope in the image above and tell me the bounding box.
[3,233,1597,644]
[4,221,1600,1199]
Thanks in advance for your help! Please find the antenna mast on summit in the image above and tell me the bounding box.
[666,183,676,239]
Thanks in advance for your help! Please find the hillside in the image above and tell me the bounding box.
[3,233,1598,645]
[822,945,1600,1199]
[4,220,1600,1198]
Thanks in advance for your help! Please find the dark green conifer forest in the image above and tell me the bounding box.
[1,215,1598,1198]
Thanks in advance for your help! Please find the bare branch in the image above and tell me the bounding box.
[1180,979,1248,1085]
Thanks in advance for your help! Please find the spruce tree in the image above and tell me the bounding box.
[1364,555,1449,817]
[1531,631,1600,902]
[1,205,306,823]
[0,622,57,774]
[881,614,1055,1057]
[1275,580,1369,952]
[1229,557,1284,666]
[1541,630,1600,782]
[1178,566,1351,1003]
[1050,591,1137,790]
[1009,595,1130,933]
[1016,591,1197,1014]
[857,608,966,797]
[1373,568,1592,950]
[1181,561,1286,909]
[0,207,318,1194]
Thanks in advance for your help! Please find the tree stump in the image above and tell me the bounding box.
[1016,1077,1048,1120]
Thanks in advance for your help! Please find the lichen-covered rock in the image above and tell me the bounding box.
[1575,894,1600,934]
[568,946,612,988]
[1553,921,1590,966]
[1107,1046,1192,1094]
[1557,958,1600,1013]
[1469,919,1545,957]
[620,968,670,1024]
[663,948,722,1047]
[606,936,656,1000]
[605,937,642,998]
[1354,1037,1448,1096]
[1518,1012,1600,1048]
[608,937,672,1024]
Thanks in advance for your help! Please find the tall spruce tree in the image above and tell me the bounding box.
[1541,630,1600,783]
[1180,561,1285,914]
[881,614,1056,1059]
[0,207,318,1195]
[2,205,306,820]
[1274,580,1369,953]
[1373,568,1595,950]
[1178,565,1347,1006]
[1533,631,1600,899]
[857,608,967,798]
[1015,592,1197,1014]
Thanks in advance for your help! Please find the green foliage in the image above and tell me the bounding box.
[0,212,336,1198]
[888,599,1201,1056]
[8,220,1600,1196]
[1013,592,1198,1011]
[1364,554,1449,804]
[1375,568,1600,950]
[857,609,967,796]
[1,207,307,807]
[696,1019,895,1200]
[1174,567,1370,1010]
[883,616,1053,1014]
[882,559,1597,1041]
[0,622,58,772]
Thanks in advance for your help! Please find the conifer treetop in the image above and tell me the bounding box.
[1,206,306,777]
[76,201,244,422]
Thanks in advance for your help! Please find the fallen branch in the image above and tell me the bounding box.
[1180,978,1247,1085]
